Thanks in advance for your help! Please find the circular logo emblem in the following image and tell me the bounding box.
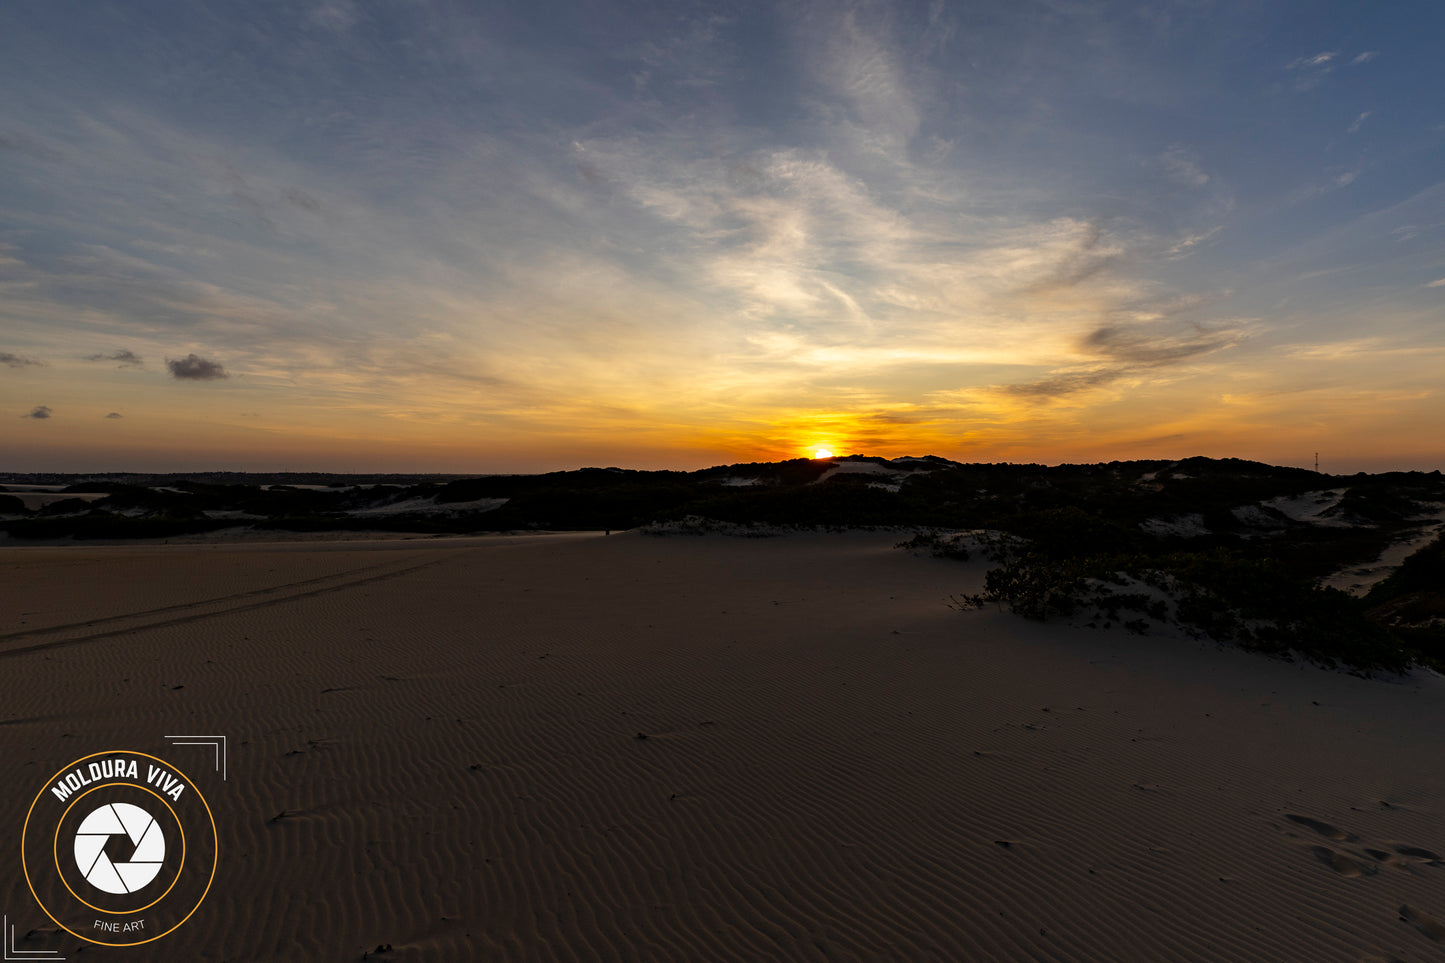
[22,752,216,947]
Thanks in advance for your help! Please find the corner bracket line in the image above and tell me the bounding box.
[3,915,64,959]
[163,735,228,780]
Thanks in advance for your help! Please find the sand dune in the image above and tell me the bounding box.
[3,531,1444,961]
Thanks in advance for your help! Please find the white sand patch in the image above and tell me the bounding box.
[951,529,1023,555]
[714,476,764,487]
[812,460,914,491]
[1230,504,1289,530]
[349,496,508,516]
[260,483,343,491]
[1262,489,1352,526]
[1323,502,1445,596]
[1137,461,1182,482]
[1140,513,1209,538]
[641,515,794,537]
[6,492,110,511]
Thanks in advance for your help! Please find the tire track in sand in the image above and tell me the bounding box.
[0,552,451,660]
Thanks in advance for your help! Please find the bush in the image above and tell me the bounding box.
[954,542,1412,673]
[895,531,970,560]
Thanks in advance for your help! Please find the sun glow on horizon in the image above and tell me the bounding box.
[813,448,835,459]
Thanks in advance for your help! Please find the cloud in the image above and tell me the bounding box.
[1165,225,1223,258]
[1347,111,1371,134]
[634,12,736,91]
[0,130,63,163]
[998,318,1247,399]
[796,1,922,155]
[1427,278,1445,288]
[106,411,123,418]
[1082,322,1241,365]
[1286,51,1338,91]
[281,187,325,215]
[1287,168,1361,203]
[167,354,229,380]
[1288,51,1337,70]
[1282,338,1445,362]
[308,1,358,32]
[3,3,1429,468]
[1351,51,1377,65]
[1,352,46,368]
[204,156,277,232]
[22,405,52,419]
[85,349,144,367]
[1014,220,1125,294]
[1000,368,1129,399]
[1157,146,1210,188]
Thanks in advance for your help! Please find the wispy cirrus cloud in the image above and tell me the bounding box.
[1286,48,1380,92]
[996,318,1248,400]
[0,129,63,163]
[1282,338,1444,362]
[1286,50,1338,91]
[797,0,922,157]
[1082,321,1244,365]
[1288,51,1337,70]
[1157,146,1211,189]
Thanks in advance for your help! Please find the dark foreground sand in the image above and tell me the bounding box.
[2,531,1444,961]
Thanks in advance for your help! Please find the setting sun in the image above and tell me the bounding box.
[813,448,835,459]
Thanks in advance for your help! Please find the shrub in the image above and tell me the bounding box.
[954,542,1412,673]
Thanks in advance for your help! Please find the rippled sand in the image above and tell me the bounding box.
[3,531,1444,961]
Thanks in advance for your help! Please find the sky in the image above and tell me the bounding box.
[2,0,1443,474]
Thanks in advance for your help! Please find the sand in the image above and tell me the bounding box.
[2,531,1444,961]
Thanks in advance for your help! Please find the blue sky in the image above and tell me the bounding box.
[2,0,1443,472]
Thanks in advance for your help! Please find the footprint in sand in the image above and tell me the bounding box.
[1282,814,1445,881]
[1400,905,1445,942]
[1393,845,1444,866]
[1285,813,1357,842]
[1282,814,1376,877]
[1311,846,1376,878]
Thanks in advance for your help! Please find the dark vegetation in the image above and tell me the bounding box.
[1362,533,1445,667]
[950,536,1414,674]
[4,456,1442,672]
[906,460,1445,674]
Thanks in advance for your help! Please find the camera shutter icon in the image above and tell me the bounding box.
[73,802,166,895]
